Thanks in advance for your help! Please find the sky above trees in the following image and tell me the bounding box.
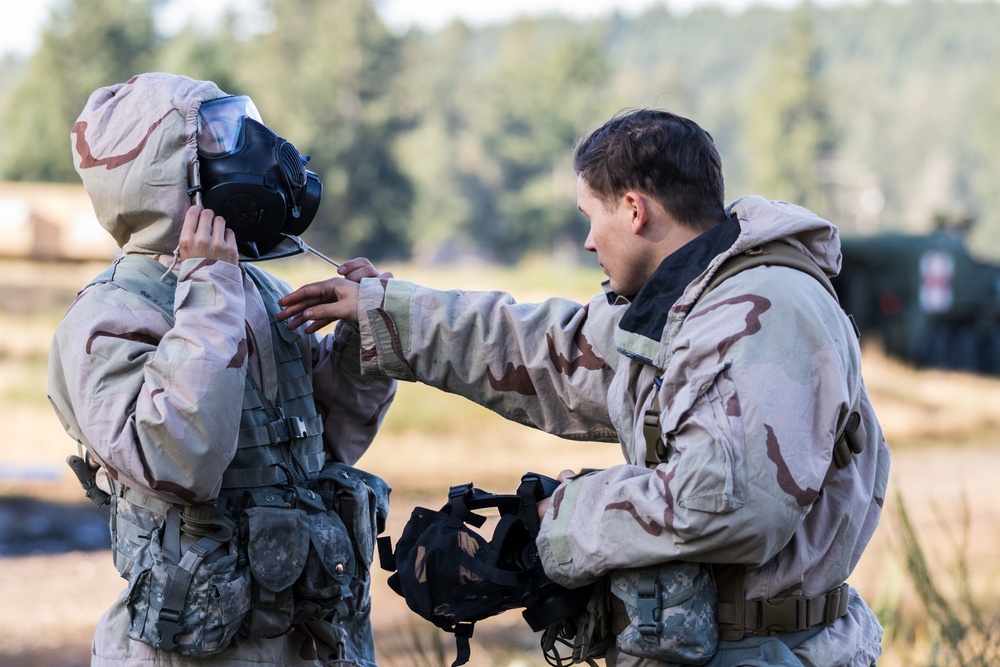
[1,0,840,58]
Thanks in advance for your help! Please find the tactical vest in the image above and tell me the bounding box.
[69,254,387,658]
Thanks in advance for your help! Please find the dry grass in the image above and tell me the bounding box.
[2,258,999,666]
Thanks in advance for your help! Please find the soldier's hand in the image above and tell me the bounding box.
[537,469,576,523]
[278,279,361,334]
[179,205,238,265]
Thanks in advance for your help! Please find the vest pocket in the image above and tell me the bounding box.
[662,361,747,513]
[609,561,719,663]
[317,462,392,571]
[240,501,356,638]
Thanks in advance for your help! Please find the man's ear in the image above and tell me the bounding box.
[623,191,647,235]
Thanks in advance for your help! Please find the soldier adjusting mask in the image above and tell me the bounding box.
[195,95,323,259]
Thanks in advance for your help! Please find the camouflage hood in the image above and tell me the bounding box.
[71,73,227,256]
[724,195,842,276]
[71,72,304,261]
[612,195,845,368]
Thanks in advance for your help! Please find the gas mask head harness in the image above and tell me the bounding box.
[192,95,323,258]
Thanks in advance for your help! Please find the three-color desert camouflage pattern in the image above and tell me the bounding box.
[47,73,396,666]
[355,196,890,666]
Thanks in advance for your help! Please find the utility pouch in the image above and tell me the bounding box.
[124,508,251,656]
[239,495,356,639]
[316,462,391,571]
[610,562,719,664]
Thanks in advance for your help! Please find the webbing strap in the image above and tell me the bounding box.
[221,465,291,490]
[97,254,179,318]
[642,410,667,468]
[717,582,850,637]
[824,404,865,487]
[451,623,473,667]
[648,243,862,640]
[151,507,228,651]
[237,414,324,449]
[641,241,863,480]
[702,242,838,303]
[121,484,173,515]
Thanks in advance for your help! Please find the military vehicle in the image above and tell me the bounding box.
[831,230,1000,375]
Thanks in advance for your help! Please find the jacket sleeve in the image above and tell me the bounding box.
[356,277,621,441]
[308,320,397,466]
[48,258,248,505]
[536,266,888,588]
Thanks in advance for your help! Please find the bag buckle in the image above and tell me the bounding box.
[824,583,849,625]
[636,580,661,637]
[155,608,184,651]
[322,640,362,666]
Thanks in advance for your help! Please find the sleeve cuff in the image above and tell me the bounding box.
[537,476,588,587]
[358,277,417,381]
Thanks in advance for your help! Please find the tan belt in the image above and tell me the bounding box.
[718,583,851,638]
[611,582,850,638]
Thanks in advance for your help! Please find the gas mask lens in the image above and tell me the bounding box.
[197,96,263,155]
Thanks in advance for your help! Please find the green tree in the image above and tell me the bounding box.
[741,9,835,216]
[393,21,484,262]
[477,21,611,262]
[0,0,159,182]
[155,14,243,95]
[237,0,413,260]
[962,56,1000,261]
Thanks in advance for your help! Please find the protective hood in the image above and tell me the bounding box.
[71,72,305,261]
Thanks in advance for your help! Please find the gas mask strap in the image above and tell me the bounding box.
[187,157,204,208]
[276,140,307,219]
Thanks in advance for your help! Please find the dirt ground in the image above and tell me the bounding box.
[2,440,999,667]
[2,259,999,666]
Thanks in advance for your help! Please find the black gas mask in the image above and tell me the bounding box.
[194,95,323,258]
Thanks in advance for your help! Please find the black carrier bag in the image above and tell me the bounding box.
[378,473,595,667]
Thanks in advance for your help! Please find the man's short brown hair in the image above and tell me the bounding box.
[573,109,727,232]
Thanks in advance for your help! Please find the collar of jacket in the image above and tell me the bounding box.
[609,213,741,366]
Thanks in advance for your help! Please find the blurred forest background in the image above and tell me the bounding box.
[2,1,1000,665]
[2,0,1000,264]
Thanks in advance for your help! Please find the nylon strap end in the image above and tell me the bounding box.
[66,455,111,507]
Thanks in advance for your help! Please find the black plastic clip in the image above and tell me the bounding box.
[636,579,661,637]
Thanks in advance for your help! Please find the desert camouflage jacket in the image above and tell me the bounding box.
[356,196,890,666]
[48,258,393,504]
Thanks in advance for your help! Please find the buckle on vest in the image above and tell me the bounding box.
[636,580,661,637]
[155,608,184,651]
[287,416,308,439]
[264,416,309,442]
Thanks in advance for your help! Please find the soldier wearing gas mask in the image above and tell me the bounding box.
[49,72,395,666]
